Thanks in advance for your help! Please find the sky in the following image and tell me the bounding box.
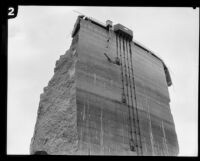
[7,6,199,156]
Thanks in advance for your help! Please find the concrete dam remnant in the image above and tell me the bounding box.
[30,15,179,155]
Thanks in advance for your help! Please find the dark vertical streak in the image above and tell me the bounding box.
[125,39,137,154]
[129,41,143,155]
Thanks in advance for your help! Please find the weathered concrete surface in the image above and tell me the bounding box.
[30,49,79,155]
[74,17,178,155]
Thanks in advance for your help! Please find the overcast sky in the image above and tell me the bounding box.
[7,6,199,156]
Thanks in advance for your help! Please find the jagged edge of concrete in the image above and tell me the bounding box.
[30,48,79,155]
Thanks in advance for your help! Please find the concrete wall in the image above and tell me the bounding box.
[30,16,179,156]
[75,18,179,155]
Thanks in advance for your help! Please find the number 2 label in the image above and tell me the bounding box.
[8,7,14,16]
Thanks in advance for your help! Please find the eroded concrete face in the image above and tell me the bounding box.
[30,17,179,155]
[30,50,79,155]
